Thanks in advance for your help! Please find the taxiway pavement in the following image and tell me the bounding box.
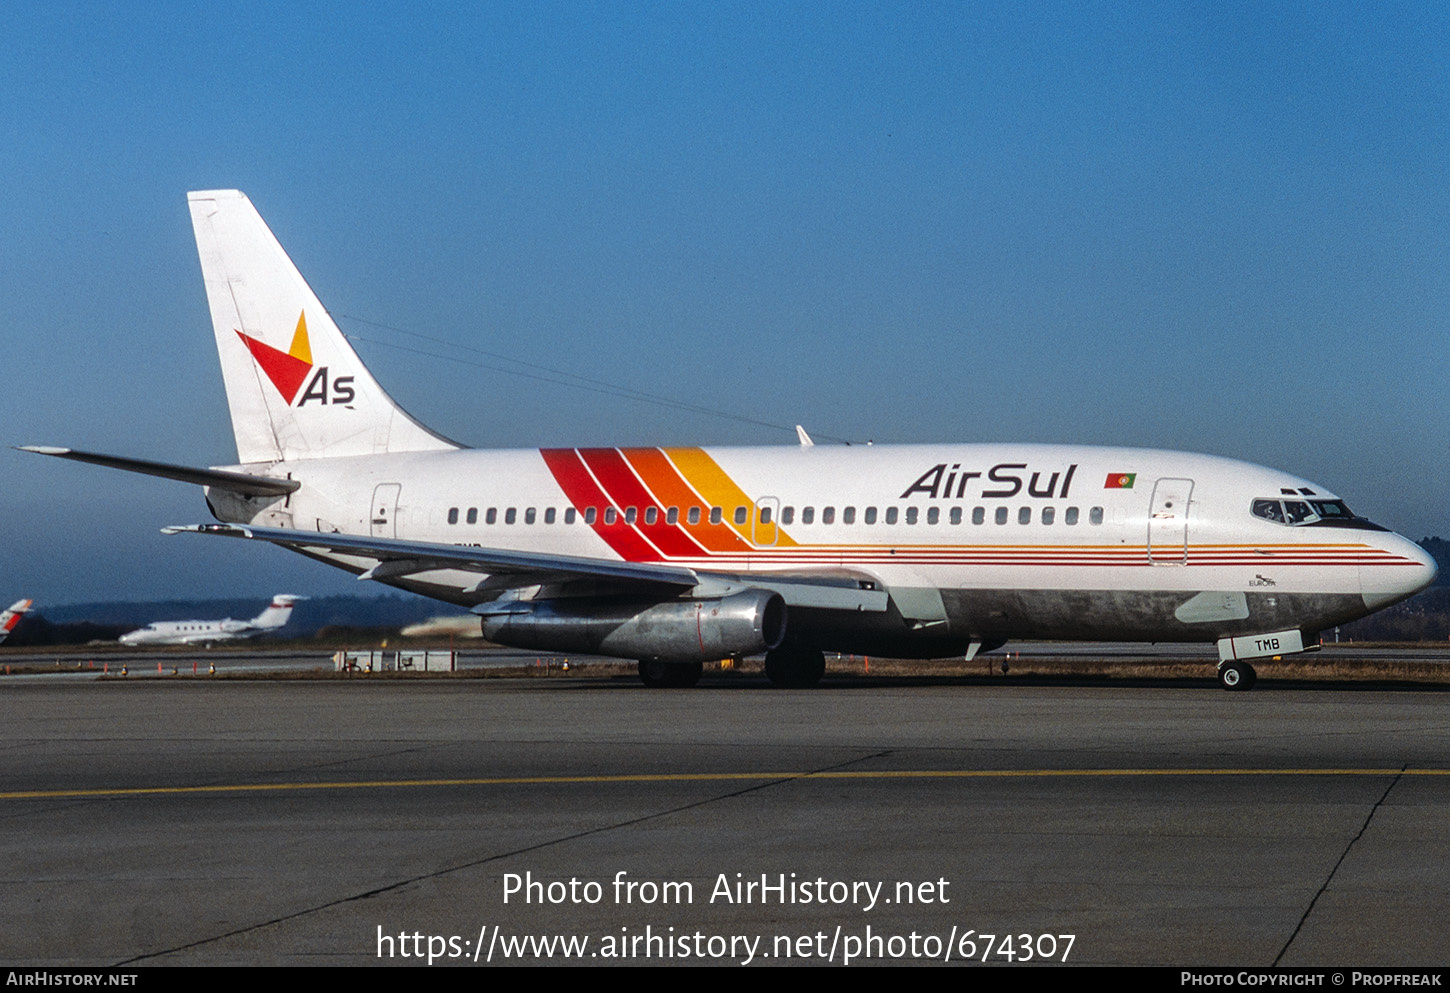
[3,675,1448,966]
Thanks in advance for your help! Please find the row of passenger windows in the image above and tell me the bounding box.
[444,504,1108,527]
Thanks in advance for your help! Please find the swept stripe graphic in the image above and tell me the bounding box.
[665,447,798,547]
[539,449,661,562]
[635,448,758,553]
[576,448,707,558]
[617,447,749,554]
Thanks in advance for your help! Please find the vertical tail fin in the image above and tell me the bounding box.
[0,599,33,644]
[187,190,460,464]
[250,594,302,630]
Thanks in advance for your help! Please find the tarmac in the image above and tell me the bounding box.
[3,665,1449,966]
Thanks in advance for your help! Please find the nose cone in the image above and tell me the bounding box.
[1362,535,1438,611]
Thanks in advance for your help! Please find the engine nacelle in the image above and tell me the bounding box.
[480,590,787,663]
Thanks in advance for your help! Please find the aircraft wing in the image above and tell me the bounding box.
[162,524,888,611]
[163,523,701,590]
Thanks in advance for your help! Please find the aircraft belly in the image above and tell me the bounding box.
[789,587,1371,657]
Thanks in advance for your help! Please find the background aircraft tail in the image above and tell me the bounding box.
[250,595,303,630]
[187,190,460,464]
[0,599,33,644]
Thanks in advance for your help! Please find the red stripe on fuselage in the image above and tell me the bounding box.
[577,448,708,558]
[539,449,662,562]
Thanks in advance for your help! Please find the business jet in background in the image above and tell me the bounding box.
[0,600,33,645]
[23,191,1436,689]
[118,595,303,647]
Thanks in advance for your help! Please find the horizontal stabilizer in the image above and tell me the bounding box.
[18,447,299,497]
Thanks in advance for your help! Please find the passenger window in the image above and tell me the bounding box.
[467,508,478,525]
[709,507,722,524]
[734,506,747,525]
[885,507,898,525]
[822,507,835,524]
[1018,507,1031,525]
[950,507,962,525]
[906,507,918,525]
[1065,507,1079,525]
[1090,507,1104,525]
[783,506,795,524]
[487,508,498,525]
[843,507,856,524]
[695,507,706,524]
[545,508,556,524]
[505,508,517,524]
[995,507,1008,525]
[760,506,773,524]
[585,507,597,525]
[927,507,939,525]
[642,507,655,525]
[972,507,985,525]
[802,507,815,524]
[1041,507,1055,525]
[666,507,678,525]
[447,507,459,524]
[625,507,637,524]
[604,508,616,525]
[865,507,877,524]
[525,508,537,525]
[565,508,577,524]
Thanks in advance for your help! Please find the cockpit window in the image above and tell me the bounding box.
[1251,498,1386,530]
[1283,501,1315,524]
[1251,499,1284,523]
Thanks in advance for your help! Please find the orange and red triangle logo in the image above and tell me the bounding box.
[237,312,313,403]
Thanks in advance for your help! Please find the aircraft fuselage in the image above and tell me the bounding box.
[204,441,1434,657]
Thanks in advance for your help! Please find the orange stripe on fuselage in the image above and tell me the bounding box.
[663,447,798,549]
[615,448,751,554]
[576,448,708,558]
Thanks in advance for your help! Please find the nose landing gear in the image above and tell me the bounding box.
[1217,659,1257,691]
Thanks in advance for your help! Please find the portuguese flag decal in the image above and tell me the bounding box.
[1105,473,1136,489]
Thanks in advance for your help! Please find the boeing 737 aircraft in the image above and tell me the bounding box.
[0,600,33,645]
[23,191,1437,689]
[118,595,302,647]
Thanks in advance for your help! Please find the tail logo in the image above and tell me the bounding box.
[236,312,355,406]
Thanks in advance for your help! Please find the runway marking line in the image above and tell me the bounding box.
[3,767,1446,800]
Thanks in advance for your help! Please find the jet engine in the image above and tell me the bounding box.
[480,589,787,663]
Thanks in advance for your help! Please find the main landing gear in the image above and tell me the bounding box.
[637,660,703,688]
[764,646,826,688]
[1217,659,1257,691]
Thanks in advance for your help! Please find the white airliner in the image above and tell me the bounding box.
[118,595,302,647]
[0,599,33,645]
[24,190,1436,689]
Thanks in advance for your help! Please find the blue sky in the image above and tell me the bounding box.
[2,2,1446,604]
